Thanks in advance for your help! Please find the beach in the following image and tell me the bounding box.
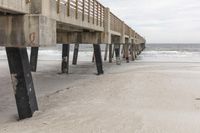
[1,44,200,132]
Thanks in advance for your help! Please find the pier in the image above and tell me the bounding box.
[0,0,145,119]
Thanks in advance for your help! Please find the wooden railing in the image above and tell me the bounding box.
[55,0,144,42]
[56,0,104,27]
[110,12,123,33]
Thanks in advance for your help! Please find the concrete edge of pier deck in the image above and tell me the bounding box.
[0,14,56,47]
[0,0,30,14]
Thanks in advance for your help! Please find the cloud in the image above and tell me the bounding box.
[99,0,200,43]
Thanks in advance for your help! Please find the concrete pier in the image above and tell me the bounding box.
[0,0,146,120]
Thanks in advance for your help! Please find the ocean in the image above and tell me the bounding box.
[1,44,200,62]
[139,44,200,62]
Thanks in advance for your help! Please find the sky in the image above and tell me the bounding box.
[99,0,200,43]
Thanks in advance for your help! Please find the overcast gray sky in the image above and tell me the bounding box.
[99,0,200,43]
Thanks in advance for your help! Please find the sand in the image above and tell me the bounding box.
[1,56,200,132]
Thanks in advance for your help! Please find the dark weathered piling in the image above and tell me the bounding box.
[6,47,38,120]
[130,44,135,61]
[61,44,70,74]
[104,44,108,61]
[30,47,39,72]
[125,44,130,63]
[72,44,79,65]
[93,44,104,75]
[109,44,112,63]
[114,44,121,65]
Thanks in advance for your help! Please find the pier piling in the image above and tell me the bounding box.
[115,44,121,65]
[104,44,108,61]
[93,44,104,75]
[6,47,38,120]
[30,47,39,72]
[61,44,70,74]
[72,44,79,65]
[109,44,113,63]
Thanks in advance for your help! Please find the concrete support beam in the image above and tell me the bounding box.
[6,47,38,120]
[93,44,104,75]
[30,47,39,72]
[61,44,70,74]
[0,0,30,14]
[0,15,56,47]
[57,32,105,44]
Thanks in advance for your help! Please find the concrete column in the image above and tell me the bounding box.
[6,47,38,120]
[61,44,70,74]
[72,44,79,65]
[112,44,116,58]
[124,44,129,63]
[92,52,95,62]
[104,44,109,61]
[114,44,121,65]
[93,44,104,75]
[121,45,125,58]
[109,44,112,63]
[30,47,39,72]
[130,44,135,61]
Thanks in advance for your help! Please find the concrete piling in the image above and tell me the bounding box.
[109,44,113,63]
[93,44,104,75]
[72,44,79,65]
[114,44,121,65]
[61,44,70,74]
[6,47,38,120]
[104,44,108,61]
[30,47,39,72]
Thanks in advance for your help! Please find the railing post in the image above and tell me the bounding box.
[76,0,78,19]
[88,0,91,22]
[57,0,60,14]
[100,5,102,27]
[97,2,99,26]
[93,0,95,24]
[67,0,70,16]
[82,0,85,21]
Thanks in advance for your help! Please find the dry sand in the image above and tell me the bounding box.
[1,58,200,132]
